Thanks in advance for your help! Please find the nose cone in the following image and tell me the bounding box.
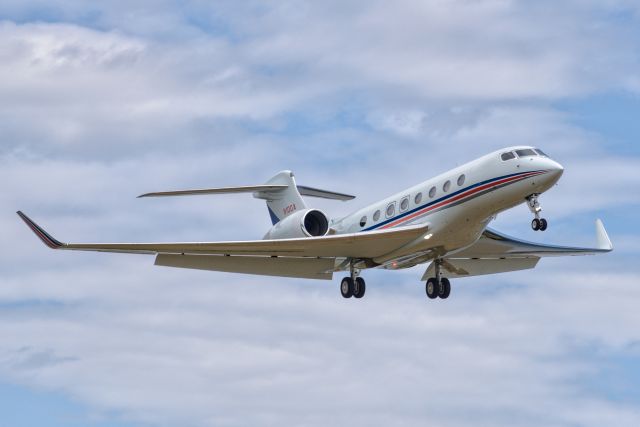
[537,159,564,191]
[548,160,564,180]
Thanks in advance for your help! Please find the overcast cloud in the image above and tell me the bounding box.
[1,1,640,426]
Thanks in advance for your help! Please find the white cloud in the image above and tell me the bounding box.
[1,266,640,427]
[2,0,640,162]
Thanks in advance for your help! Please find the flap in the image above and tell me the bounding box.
[421,257,540,280]
[156,254,336,280]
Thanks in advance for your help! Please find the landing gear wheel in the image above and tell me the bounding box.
[531,218,548,231]
[340,277,354,298]
[527,194,548,232]
[531,218,541,231]
[426,278,438,299]
[438,278,451,299]
[353,277,366,298]
[539,218,548,231]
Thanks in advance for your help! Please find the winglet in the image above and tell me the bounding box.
[16,211,65,249]
[595,219,613,251]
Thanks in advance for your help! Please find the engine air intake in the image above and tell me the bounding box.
[304,209,329,237]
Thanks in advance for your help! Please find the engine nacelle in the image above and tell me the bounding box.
[263,209,330,240]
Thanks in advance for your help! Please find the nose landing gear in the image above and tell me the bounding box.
[531,218,547,231]
[527,194,548,231]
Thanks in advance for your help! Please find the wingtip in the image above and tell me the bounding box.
[16,211,64,249]
[595,219,613,251]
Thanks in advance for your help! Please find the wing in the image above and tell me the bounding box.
[421,219,612,279]
[17,211,429,259]
[454,219,612,258]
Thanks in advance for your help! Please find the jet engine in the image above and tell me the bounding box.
[263,209,330,240]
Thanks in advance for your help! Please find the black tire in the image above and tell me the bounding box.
[354,277,366,298]
[439,278,451,299]
[531,218,540,231]
[340,277,354,298]
[426,278,438,299]
[539,218,548,231]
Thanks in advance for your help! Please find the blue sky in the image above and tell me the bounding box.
[558,93,640,156]
[1,1,640,426]
[0,382,135,427]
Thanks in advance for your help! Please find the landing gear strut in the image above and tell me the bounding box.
[340,261,366,299]
[527,194,548,231]
[425,259,451,300]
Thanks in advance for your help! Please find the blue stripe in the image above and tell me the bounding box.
[267,206,280,225]
[362,170,544,231]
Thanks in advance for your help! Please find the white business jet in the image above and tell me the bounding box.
[18,146,612,300]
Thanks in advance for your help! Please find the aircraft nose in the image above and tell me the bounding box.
[550,161,564,179]
[542,159,564,187]
[549,160,564,179]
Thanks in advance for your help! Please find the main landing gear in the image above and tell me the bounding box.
[340,262,366,299]
[526,194,548,231]
[425,259,451,300]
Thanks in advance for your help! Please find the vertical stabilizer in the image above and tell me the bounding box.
[254,171,307,225]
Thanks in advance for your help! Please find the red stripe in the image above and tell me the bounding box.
[380,171,545,229]
[23,218,59,249]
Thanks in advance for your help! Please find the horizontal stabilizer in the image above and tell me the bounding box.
[297,186,355,201]
[138,184,354,201]
[137,185,287,198]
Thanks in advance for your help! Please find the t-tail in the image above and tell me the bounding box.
[254,171,307,225]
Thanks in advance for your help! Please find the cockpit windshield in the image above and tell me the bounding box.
[501,148,551,161]
[515,148,537,157]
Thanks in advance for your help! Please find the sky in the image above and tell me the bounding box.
[1,1,640,426]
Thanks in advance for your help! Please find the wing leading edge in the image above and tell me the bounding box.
[16,211,430,259]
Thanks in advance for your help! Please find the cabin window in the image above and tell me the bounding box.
[429,186,436,198]
[457,174,466,186]
[501,152,516,161]
[359,216,367,227]
[443,180,451,192]
[414,192,422,204]
[515,149,537,157]
[386,203,395,218]
[373,210,381,221]
[400,197,409,212]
